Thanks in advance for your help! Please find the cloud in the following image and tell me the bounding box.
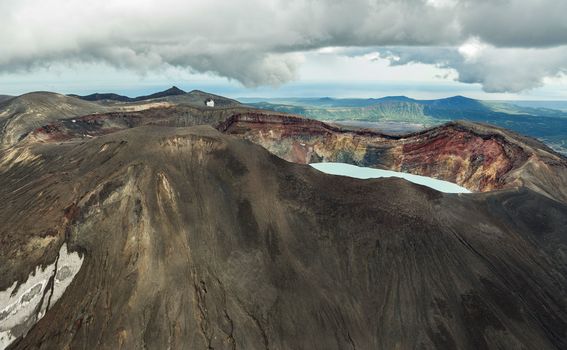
[458,0,567,48]
[378,41,567,93]
[0,0,566,91]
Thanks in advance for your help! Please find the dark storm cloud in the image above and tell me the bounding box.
[1,0,566,92]
[458,0,567,48]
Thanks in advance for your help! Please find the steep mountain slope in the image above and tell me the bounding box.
[0,92,109,149]
[219,113,567,203]
[2,125,567,349]
[0,96,13,103]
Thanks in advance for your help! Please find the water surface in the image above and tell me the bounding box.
[311,163,471,194]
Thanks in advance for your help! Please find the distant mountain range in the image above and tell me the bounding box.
[68,86,240,107]
[504,100,567,112]
[241,95,567,154]
[69,86,187,102]
[241,95,567,119]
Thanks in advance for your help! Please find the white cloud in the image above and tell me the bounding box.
[378,43,567,93]
[458,38,488,63]
[0,0,566,92]
[426,0,457,8]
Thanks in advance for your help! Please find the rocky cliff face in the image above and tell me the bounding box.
[2,125,567,349]
[15,101,567,203]
[220,113,567,202]
[0,91,241,151]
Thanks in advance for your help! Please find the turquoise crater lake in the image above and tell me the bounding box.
[310,163,471,194]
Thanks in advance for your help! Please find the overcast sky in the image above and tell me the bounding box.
[1,0,566,99]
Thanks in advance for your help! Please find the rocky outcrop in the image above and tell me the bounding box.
[23,107,267,145]
[220,113,567,202]
[0,91,240,151]
[2,126,567,349]
[0,92,108,149]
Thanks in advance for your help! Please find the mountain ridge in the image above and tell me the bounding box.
[0,95,13,103]
[69,86,187,102]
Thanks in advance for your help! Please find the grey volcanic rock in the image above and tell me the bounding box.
[220,113,567,203]
[0,96,13,104]
[0,90,239,151]
[0,92,108,149]
[1,125,567,349]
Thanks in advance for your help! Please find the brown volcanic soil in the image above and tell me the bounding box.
[2,95,567,349]
[219,112,567,203]
[1,125,567,349]
[20,100,567,203]
[0,91,242,150]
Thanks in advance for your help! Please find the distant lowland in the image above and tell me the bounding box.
[241,96,567,155]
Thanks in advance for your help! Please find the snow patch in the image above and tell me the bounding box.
[0,244,83,349]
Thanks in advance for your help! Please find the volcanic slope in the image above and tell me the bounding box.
[0,88,241,151]
[219,113,567,203]
[1,124,567,349]
[0,92,110,149]
[5,89,567,203]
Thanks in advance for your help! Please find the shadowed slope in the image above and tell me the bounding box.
[2,126,567,349]
[0,95,13,103]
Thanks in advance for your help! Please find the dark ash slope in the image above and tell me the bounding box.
[2,126,567,349]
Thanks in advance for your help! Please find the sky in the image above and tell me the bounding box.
[1,0,567,100]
